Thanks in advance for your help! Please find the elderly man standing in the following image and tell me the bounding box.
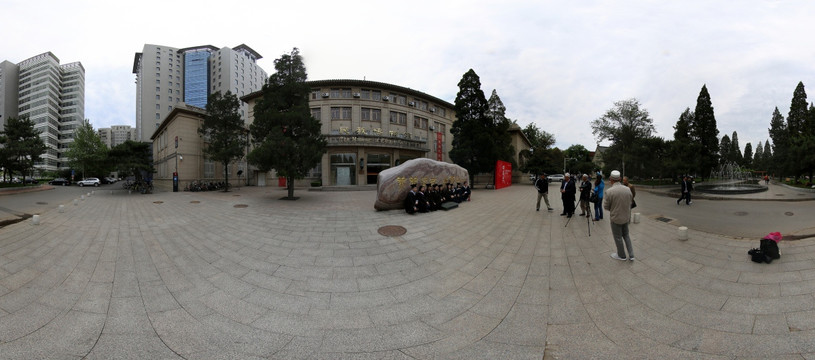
[559,173,576,218]
[604,170,635,261]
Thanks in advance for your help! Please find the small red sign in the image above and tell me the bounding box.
[436,132,443,161]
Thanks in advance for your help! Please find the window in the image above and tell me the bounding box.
[371,90,381,100]
[361,89,370,99]
[341,88,352,98]
[156,95,160,100]
[204,159,214,178]
[311,108,321,120]
[330,107,352,120]
[414,116,428,129]
[155,113,160,120]
[156,79,160,84]
[156,104,160,110]
[156,87,160,92]
[330,153,356,185]
[361,108,381,122]
[418,100,428,111]
[330,88,340,98]
[389,111,407,125]
[390,93,406,105]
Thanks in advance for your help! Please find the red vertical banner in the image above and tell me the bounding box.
[436,132,443,161]
[494,160,512,189]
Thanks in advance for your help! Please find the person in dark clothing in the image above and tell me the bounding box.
[462,181,472,202]
[560,173,577,217]
[578,174,592,216]
[534,173,553,211]
[677,175,693,205]
[417,185,430,212]
[404,184,418,214]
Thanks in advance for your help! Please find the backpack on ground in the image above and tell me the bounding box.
[747,232,781,264]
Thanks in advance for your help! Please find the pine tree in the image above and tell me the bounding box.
[743,142,753,168]
[753,142,763,170]
[486,90,515,167]
[0,116,47,181]
[690,85,719,178]
[788,82,808,133]
[199,91,247,192]
[450,69,493,183]
[719,135,731,165]
[248,48,326,199]
[763,140,773,168]
[730,131,742,165]
[669,108,696,176]
[768,107,788,179]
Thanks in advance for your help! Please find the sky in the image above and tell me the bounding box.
[3,0,814,153]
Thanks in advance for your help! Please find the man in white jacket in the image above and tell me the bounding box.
[603,170,635,261]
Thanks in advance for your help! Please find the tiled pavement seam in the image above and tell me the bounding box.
[0,186,814,358]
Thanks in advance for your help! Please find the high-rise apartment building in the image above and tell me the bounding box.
[133,44,268,142]
[0,52,85,173]
[98,125,135,148]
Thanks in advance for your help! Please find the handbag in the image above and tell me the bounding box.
[590,193,599,204]
[631,199,637,208]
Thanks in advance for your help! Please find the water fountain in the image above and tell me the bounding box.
[696,161,767,194]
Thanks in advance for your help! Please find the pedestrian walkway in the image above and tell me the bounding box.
[1,185,814,358]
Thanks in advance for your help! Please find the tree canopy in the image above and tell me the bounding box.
[519,123,557,174]
[248,48,326,199]
[690,85,719,178]
[590,98,656,177]
[0,116,47,182]
[108,140,154,182]
[64,120,108,179]
[200,91,247,191]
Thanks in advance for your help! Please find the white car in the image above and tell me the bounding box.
[77,177,100,187]
[547,174,565,182]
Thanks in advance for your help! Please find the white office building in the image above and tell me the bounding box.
[98,125,135,148]
[132,44,268,142]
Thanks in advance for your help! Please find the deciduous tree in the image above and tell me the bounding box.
[590,98,656,177]
[199,91,247,192]
[65,120,108,179]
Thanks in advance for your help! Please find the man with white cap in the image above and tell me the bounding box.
[604,170,635,261]
[559,172,576,217]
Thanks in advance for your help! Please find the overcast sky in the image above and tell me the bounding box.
[3,0,813,152]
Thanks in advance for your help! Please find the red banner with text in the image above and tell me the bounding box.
[495,160,512,189]
[436,132,443,161]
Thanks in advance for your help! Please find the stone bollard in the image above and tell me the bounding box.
[632,213,640,224]
[32,215,40,225]
[81,195,85,201]
[73,199,78,206]
[87,192,91,197]
[91,191,95,195]
[678,226,688,241]
[59,205,64,213]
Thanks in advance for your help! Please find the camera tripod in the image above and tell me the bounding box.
[564,200,595,236]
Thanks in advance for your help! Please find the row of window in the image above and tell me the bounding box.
[315,107,433,129]
[310,88,445,116]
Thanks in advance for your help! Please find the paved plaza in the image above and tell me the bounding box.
[1,183,815,359]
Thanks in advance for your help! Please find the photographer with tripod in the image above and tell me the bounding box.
[578,174,592,217]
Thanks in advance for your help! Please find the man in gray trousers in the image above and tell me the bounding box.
[604,170,635,261]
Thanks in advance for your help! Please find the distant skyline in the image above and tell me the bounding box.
[3,0,814,152]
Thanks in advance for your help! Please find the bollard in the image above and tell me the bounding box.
[81,195,85,201]
[73,199,78,206]
[110,191,113,195]
[87,192,91,197]
[91,191,95,195]
[632,213,640,224]
[678,226,688,241]
[59,205,64,213]
[32,215,40,225]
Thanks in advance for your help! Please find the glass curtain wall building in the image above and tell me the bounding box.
[183,49,210,108]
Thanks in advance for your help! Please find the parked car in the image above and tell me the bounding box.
[49,178,71,186]
[104,177,118,184]
[23,177,39,184]
[77,177,100,187]
[547,174,565,182]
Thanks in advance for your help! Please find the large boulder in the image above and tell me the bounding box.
[374,158,469,211]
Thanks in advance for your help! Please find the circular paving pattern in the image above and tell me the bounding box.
[233,204,248,208]
[785,211,794,216]
[153,201,163,204]
[734,211,748,216]
[377,225,407,237]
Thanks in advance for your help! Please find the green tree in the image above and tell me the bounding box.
[248,48,326,199]
[667,108,697,177]
[768,107,788,180]
[486,89,515,168]
[64,120,108,179]
[763,140,773,173]
[787,82,808,133]
[753,141,763,170]
[563,144,593,174]
[590,98,656,178]
[519,123,557,174]
[0,116,47,183]
[199,91,247,192]
[742,142,753,169]
[730,131,742,165]
[690,84,719,178]
[719,134,731,165]
[107,140,154,184]
[450,69,500,183]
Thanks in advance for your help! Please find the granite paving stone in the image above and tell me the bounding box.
[1,183,815,358]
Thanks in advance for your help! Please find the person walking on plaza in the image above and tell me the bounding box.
[578,174,592,216]
[677,175,693,205]
[560,173,576,217]
[534,173,553,211]
[604,170,634,261]
[593,174,605,221]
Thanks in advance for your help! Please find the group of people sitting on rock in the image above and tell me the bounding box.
[404,182,471,214]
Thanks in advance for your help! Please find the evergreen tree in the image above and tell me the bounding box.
[787,81,808,133]
[753,141,763,170]
[450,69,494,183]
[669,108,696,176]
[486,90,515,167]
[199,91,247,192]
[0,116,47,182]
[248,48,326,199]
[108,140,154,183]
[768,107,788,179]
[763,140,773,171]
[690,84,719,178]
[65,120,108,179]
[730,131,742,165]
[742,142,753,169]
[719,134,731,165]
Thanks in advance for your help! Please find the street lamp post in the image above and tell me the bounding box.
[563,157,576,174]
